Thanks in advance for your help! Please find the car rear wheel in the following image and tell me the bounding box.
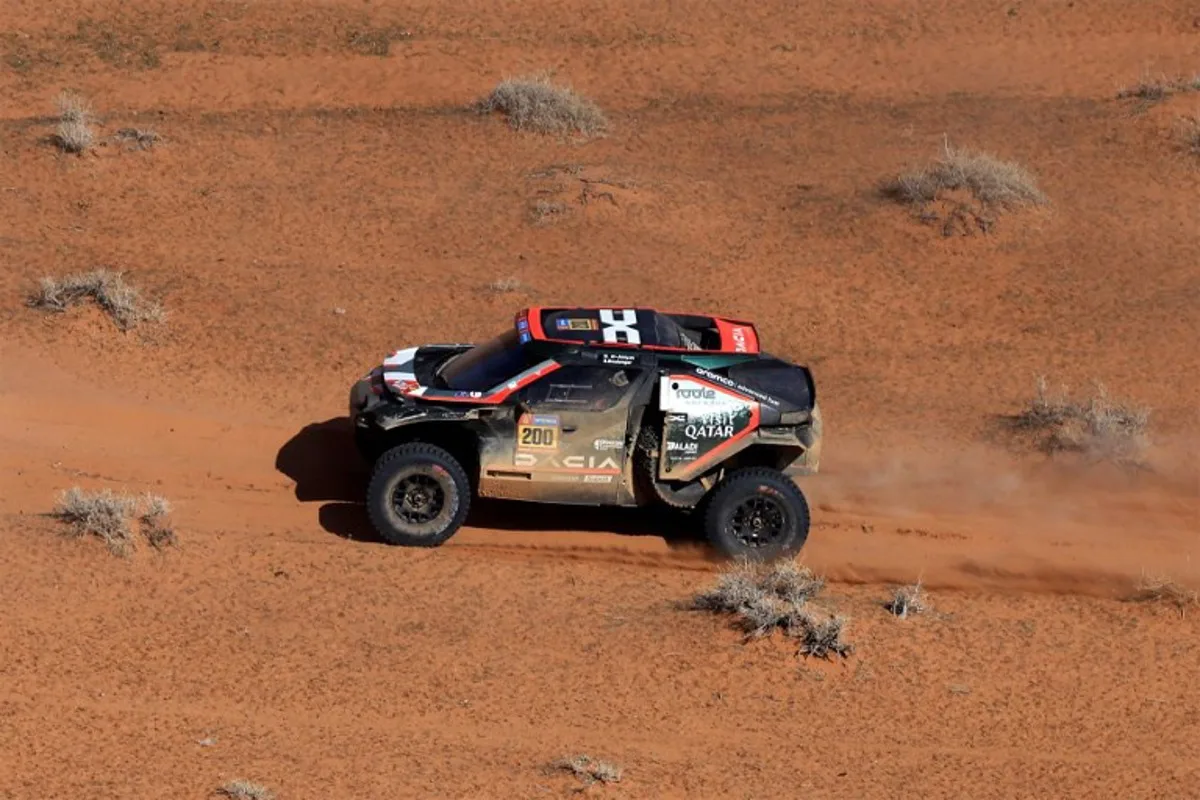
[702,467,810,561]
[367,442,472,547]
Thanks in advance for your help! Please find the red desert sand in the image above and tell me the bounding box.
[1,1,1198,797]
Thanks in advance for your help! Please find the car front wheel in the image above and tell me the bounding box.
[366,442,472,547]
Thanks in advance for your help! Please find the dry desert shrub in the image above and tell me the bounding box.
[884,140,1047,235]
[476,73,608,137]
[28,268,164,330]
[1012,376,1150,465]
[887,141,1047,210]
[884,581,928,619]
[217,780,275,800]
[51,487,137,556]
[51,488,177,556]
[1129,572,1199,616]
[551,754,623,788]
[139,492,178,549]
[798,614,855,660]
[54,91,96,153]
[692,560,824,615]
[691,560,853,660]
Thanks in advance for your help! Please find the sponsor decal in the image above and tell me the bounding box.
[601,352,636,366]
[385,378,421,398]
[514,452,621,471]
[454,390,484,398]
[682,410,737,440]
[693,367,779,407]
[517,413,559,451]
[593,438,624,451]
[676,386,716,401]
[599,308,640,344]
[583,474,614,484]
[556,317,599,332]
[663,378,733,410]
[659,375,757,472]
[730,326,748,352]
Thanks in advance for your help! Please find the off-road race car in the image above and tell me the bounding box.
[348,307,822,561]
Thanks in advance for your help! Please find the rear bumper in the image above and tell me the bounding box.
[784,402,822,476]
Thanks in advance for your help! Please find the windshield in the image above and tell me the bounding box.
[436,328,529,391]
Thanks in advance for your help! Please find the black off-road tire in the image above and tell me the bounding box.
[703,467,810,561]
[366,442,472,547]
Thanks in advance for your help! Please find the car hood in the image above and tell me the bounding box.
[380,343,472,395]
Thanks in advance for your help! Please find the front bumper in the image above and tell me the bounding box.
[349,376,373,418]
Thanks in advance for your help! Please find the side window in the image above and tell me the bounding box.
[519,366,640,412]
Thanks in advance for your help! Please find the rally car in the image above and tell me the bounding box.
[348,307,822,561]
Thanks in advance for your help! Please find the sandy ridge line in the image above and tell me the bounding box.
[1,33,1195,121]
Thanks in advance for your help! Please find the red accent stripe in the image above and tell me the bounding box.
[524,306,546,341]
[514,467,622,474]
[487,360,561,402]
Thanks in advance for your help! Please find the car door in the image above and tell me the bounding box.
[479,363,646,505]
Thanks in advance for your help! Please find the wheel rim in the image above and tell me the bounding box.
[728,494,787,548]
[390,470,449,528]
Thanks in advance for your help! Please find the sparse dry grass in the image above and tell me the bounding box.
[691,560,853,660]
[487,277,522,293]
[346,26,411,56]
[886,141,1047,211]
[1180,113,1200,155]
[114,127,161,149]
[885,581,929,619]
[1129,572,1199,617]
[530,199,569,224]
[552,754,623,787]
[51,488,177,556]
[1117,72,1200,103]
[28,268,164,330]
[216,780,275,800]
[476,73,608,137]
[54,91,96,153]
[1011,376,1150,465]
